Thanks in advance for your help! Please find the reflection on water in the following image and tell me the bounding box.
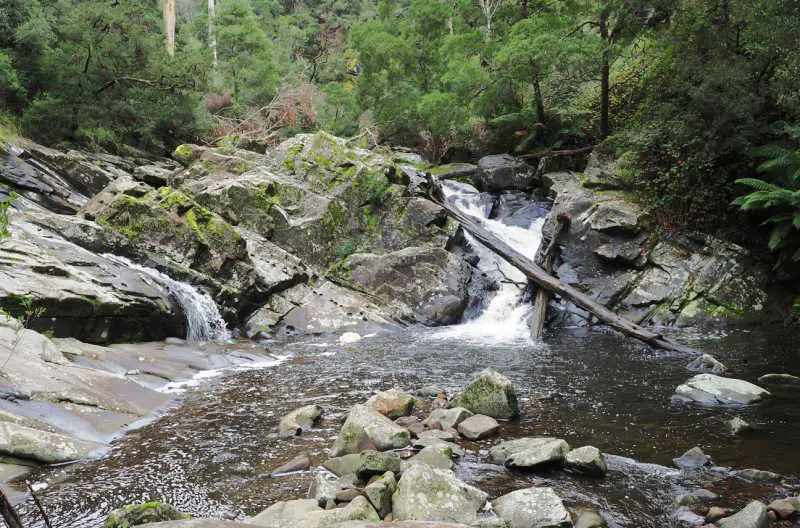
[13,324,800,527]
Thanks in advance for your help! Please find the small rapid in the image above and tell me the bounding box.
[103,254,230,342]
[439,181,546,342]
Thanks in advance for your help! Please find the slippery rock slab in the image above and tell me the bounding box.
[278,405,324,437]
[492,487,571,528]
[490,438,570,469]
[423,408,474,430]
[364,471,397,518]
[729,417,753,435]
[457,414,499,440]
[392,465,488,524]
[717,501,770,528]
[564,446,608,476]
[686,354,726,374]
[452,369,519,419]
[369,389,415,419]
[0,422,104,464]
[332,404,411,456]
[475,155,536,192]
[674,374,770,405]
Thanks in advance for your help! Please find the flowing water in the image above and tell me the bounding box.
[10,189,800,527]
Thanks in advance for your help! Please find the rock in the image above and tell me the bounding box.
[279,405,324,437]
[423,408,474,430]
[575,510,608,528]
[564,446,608,476]
[268,453,311,475]
[412,438,465,458]
[251,496,379,528]
[594,241,647,268]
[404,445,455,471]
[418,429,459,442]
[308,472,342,508]
[324,454,362,477]
[457,414,499,440]
[368,389,415,419]
[490,437,570,469]
[364,471,397,518]
[716,501,769,528]
[674,494,703,507]
[0,422,102,464]
[431,163,479,184]
[767,498,799,519]
[757,373,800,387]
[133,521,247,528]
[687,354,727,374]
[452,369,519,419]
[357,450,402,479]
[733,468,781,483]
[172,144,205,166]
[728,417,752,435]
[392,464,488,524]
[332,404,411,456]
[106,502,190,527]
[418,386,446,398]
[673,447,712,469]
[492,487,571,528]
[674,375,770,405]
[475,155,536,192]
[340,332,362,344]
[707,507,735,522]
[336,489,364,503]
[675,508,707,526]
[692,490,719,501]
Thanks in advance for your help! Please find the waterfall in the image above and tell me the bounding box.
[439,181,546,342]
[102,254,231,342]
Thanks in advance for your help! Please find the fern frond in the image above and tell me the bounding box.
[769,223,792,250]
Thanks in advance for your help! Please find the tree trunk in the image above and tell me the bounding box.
[425,176,699,354]
[208,0,217,68]
[163,0,176,56]
[533,69,545,123]
[521,0,529,18]
[599,13,610,139]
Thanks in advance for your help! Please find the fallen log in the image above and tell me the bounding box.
[519,145,596,160]
[426,176,699,354]
[530,213,569,340]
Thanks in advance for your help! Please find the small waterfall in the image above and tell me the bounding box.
[440,181,546,342]
[102,254,230,342]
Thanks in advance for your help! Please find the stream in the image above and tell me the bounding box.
[10,181,800,527]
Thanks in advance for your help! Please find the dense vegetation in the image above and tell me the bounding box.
[0,0,799,259]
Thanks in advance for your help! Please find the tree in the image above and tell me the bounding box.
[477,0,504,39]
[208,0,217,67]
[164,0,176,55]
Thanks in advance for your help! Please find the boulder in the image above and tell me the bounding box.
[267,453,311,475]
[767,498,799,519]
[457,414,499,440]
[492,487,572,528]
[707,507,735,522]
[368,389,415,419]
[687,354,727,374]
[733,468,781,483]
[279,405,324,437]
[0,422,102,464]
[564,446,608,476]
[674,375,770,405]
[490,438,570,470]
[332,404,411,456]
[392,465,487,524]
[106,502,190,527]
[403,445,455,471]
[251,496,379,528]
[430,163,479,184]
[324,453,363,477]
[728,417,752,435]
[308,472,342,508]
[423,408,474,430]
[673,447,712,470]
[757,373,800,387]
[412,438,465,458]
[717,501,769,528]
[575,510,608,528]
[357,450,403,479]
[674,508,706,526]
[475,155,536,192]
[364,471,397,518]
[452,369,519,419]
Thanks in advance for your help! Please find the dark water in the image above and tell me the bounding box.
[12,324,800,527]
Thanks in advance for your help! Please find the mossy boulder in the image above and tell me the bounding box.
[105,502,189,528]
[452,368,519,419]
[172,144,204,166]
[332,404,411,456]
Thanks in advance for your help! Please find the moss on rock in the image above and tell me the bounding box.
[105,502,189,528]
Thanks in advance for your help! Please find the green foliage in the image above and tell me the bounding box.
[0,191,17,242]
[1,293,47,370]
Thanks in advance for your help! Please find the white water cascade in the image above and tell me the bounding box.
[103,254,231,342]
[438,181,546,342]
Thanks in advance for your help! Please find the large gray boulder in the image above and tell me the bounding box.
[423,408,473,430]
[686,354,726,374]
[364,471,397,518]
[332,404,411,456]
[717,501,769,528]
[475,155,536,192]
[249,499,322,527]
[490,437,570,470]
[251,496,379,528]
[492,487,572,528]
[564,446,608,476]
[368,389,415,419]
[392,464,488,523]
[674,374,771,405]
[0,422,102,464]
[452,369,519,419]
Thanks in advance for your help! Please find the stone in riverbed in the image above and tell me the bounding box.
[403,445,454,471]
[687,354,727,374]
[674,507,707,526]
[308,472,342,508]
[457,414,499,440]
[576,509,608,528]
[357,450,402,479]
[733,468,781,483]
[492,487,571,528]
[368,389,415,419]
[251,496,379,528]
[332,404,411,456]
[673,447,712,470]
[452,369,519,419]
[707,506,735,522]
[423,407,474,430]
[364,471,397,518]
[674,375,770,405]
[278,405,324,437]
[564,446,608,476]
[392,464,488,523]
[412,437,465,458]
[716,501,769,528]
[767,498,800,519]
[323,453,362,476]
[0,422,102,464]
[490,437,570,469]
[266,452,311,475]
[757,373,800,387]
[728,417,753,435]
[106,502,190,527]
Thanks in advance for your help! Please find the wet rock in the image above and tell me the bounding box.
[0,422,102,464]
[423,408,474,430]
[251,496,379,528]
[564,446,608,476]
[674,375,770,405]
[418,429,459,442]
[594,241,647,268]
[417,386,446,398]
[728,417,752,435]
[767,498,799,519]
[490,437,570,469]
[687,354,727,374]
[134,521,247,527]
[279,404,324,437]
[368,389,415,419]
[716,501,769,528]
[403,445,455,471]
[324,454,362,477]
[332,404,411,456]
[451,369,519,419]
[268,452,311,475]
[457,414,499,440]
[412,438,465,458]
[392,464,488,524]
[673,447,713,470]
[357,450,402,479]
[707,507,735,522]
[674,494,703,507]
[757,373,800,387]
[471,519,513,528]
[692,490,719,501]
[475,154,536,192]
[492,487,571,528]
[336,488,364,503]
[364,471,397,518]
[576,510,608,528]
[431,162,479,184]
[675,507,707,526]
[308,472,342,508]
[733,468,781,484]
[106,502,190,527]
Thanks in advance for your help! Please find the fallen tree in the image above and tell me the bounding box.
[425,176,699,354]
